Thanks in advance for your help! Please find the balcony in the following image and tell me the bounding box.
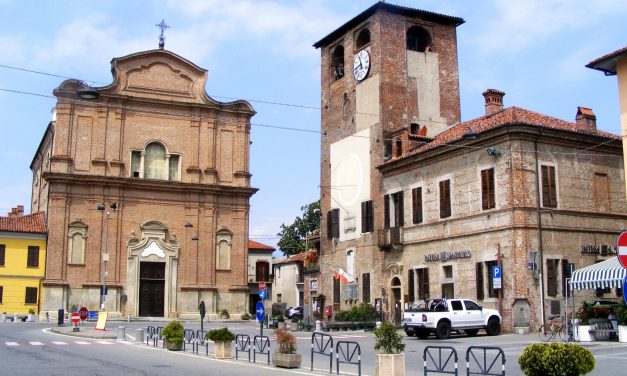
[378,227,403,251]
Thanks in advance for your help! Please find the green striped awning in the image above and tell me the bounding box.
[570,257,627,290]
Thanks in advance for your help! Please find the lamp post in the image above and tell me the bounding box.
[98,203,117,311]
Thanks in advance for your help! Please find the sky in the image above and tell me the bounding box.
[1,0,626,255]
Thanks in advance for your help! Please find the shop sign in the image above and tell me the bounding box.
[425,249,471,262]
[310,279,318,290]
[580,245,617,255]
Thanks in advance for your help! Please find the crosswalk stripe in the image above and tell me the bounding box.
[29,342,44,346]
[6,342,19,346]
[52,341,68,345]
[74,341,90,345]
[95,340,113,345]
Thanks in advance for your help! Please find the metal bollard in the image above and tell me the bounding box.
[127,314,131,323]
[315,320,321,332]
[57,309,64,326]
[133,328,144,343]
[117,326,126,341]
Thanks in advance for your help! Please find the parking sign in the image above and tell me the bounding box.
[493,265,502,289]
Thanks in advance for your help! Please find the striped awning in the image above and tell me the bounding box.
[570,257,627,290]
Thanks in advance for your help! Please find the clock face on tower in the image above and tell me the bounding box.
[353,49,370,81]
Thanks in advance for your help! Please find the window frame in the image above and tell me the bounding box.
[362,273,371,303]
[412,186,423,224]
[361,200,374,233]
[0,244,5,266]
[439,179,452,218]
[481,167,496,210]
[540,164,558,208]
[327,208,340,239]
[417,268,429,300]
[25,287,38,304]
[486,261,498,298]
[27,246,39,268]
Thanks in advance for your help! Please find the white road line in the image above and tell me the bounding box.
[52,341,68,345]
[6,342,19,346]
[29,342,44,346]
[95,340,113,345]
[74,341,90,345]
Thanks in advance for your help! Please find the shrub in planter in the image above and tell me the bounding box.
[206,327,235,359]
[519,343,595,376]
[373,321,405,354]
[273,328,301,368]
[162,320,185,351]
[241,313,251,320]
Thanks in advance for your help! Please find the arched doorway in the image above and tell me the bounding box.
[391,277,402,324]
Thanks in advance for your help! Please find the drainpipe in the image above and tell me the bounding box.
[497,243,503,316]
[534,131,545,328]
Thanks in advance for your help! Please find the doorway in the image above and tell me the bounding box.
[139,262,165,317]
[391,277,402,325]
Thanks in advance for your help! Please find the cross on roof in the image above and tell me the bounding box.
[156,19,170,49]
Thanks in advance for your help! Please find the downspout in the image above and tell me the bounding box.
[497,243,503,316]
[534,131,545,328]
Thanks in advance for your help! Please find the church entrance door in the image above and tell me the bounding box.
[139,262,165,317]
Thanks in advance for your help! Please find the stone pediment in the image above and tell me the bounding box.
[125,62,194,98]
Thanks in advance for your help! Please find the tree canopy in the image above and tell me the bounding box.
[277,200,320,256]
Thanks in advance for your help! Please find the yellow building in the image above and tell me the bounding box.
[0,206,47,315]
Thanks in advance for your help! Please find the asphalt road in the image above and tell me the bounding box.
[2,320,627,375]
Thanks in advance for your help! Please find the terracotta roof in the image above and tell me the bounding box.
[386,106,619,164]
[275,250,316,264]
[248,240,275,251]
[586,46,627,75]
[0,212,47,234]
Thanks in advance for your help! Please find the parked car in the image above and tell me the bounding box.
[403,298,501,339]
[285,306,303,319]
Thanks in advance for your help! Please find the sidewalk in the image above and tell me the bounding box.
[49,324,117,339]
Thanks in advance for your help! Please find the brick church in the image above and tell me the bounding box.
[31,47,257,319]
[315,2,627,332]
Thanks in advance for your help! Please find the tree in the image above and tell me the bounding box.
[277,200,320,256]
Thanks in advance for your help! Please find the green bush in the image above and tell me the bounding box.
[334,303,376,322]
[219,309,230,319]
[519,343,595,376]
[291,316,300,323]
[615,302,627,325]
[206,327,235,342]
[277,315,285,323]
[162,320,185,345]
[241,313,251,320]
[373,321,405,354]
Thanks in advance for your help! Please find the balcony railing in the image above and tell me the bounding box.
[377,227,403,250]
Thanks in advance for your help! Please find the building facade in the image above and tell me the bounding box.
[247,240,274,315]
[315,2,627,332]
[31,48,257,319]
[0,206,47,315]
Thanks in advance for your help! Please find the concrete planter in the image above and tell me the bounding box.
[576,325,594,342]
[277,322,287,330]
[272,352,301,368]
[165,340,183,351]
[619,326,627,343]
[376,353,405,376]
[290,322,299,331]
[214,341,233,359]
[27,314,37,322]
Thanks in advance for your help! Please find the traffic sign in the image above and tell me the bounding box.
[71,312,80,324]
[79,307,88,321]
[623,276,627,305]
[492,265,502,289]
[255,301,265,321]
[259,281,266,290]
[618,232,627,268]
[258,289,267,300]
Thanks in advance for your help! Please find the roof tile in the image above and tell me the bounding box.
[0,212,47,234]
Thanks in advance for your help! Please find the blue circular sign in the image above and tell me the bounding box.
[255,301,265,321]
[258,289,267,300]
[623,275,627,305]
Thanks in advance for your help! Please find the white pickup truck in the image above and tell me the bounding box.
[403,298,501,339]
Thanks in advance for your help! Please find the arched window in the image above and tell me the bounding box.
[130,141,180,181]
[331,45,345,80]
[216,229,232,270]
[356,28,370,49]
[68,221,87,264]
[407,26,432,52]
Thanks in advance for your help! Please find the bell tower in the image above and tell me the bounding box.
[315,2,464,314]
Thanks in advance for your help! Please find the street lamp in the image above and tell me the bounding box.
[97,202,117,311]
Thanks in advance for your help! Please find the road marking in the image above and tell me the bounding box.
[6,342,19,346]
[29,342,44,346]
[74,341,90,345]
[52,341,68,345]
[95,340,113,345]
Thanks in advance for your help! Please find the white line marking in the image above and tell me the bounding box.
[95,340,113,345]
[52,341,68,345]
[75,341,90,345]
[29,342,44,346]
[6,342,19,346]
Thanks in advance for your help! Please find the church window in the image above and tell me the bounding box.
[216,229,232,270]
[331,45,345,80]
[407,26,432,52]
[144,142,166,179]
[355,28,370,49]
[130,142,181,181]
[68,221,88,264]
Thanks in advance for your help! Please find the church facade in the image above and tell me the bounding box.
[31,48,256,318]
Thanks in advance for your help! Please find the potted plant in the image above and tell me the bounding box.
[27,308,37,322]
[206,327,235,359]
[290,316,300,331]
[373,321,406,376]
[575,302,594,342]
[277,315,286,329]
[615,303,627,343]
[272,328,301,368]
[219,309,230,319]
[162,320,185,351]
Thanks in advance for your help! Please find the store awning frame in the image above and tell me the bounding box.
[570,257,627,290]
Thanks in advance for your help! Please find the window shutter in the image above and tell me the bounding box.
[542,165,557,207]
[331,209,340,238]
[384,194,390,228]
[418,268,430,300]
[361,201,367,233]
[440,180,451,218]
[408,269,415,302]
[546,259,557,296]
[398,192,404,227]
[481,169,495,210]
[367,201,374,232]
[412,187,423,224]
[362,273,371,303]
[0,244,5,266]
[476,262,484,300]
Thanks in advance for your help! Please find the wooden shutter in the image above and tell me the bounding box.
[541,165,557,207]
[367,201,374,232]
[0,244,5,266]
[440,180,451,218]
[408,269,415,302]
[362,273,371,303]
[481,168,495,210]
[476,262,484,300]
[412,187,423,224]
[333,277,341,304]
[27,246,39,267]
[384,194,390,228]
[593,173,609,211]
[0,286,3,303]
[361,201,368,233]
[546,259,557,296]
[331,209,340,238]
[397,192,404,227]
[256,261,269,282]
[418,268,430,300]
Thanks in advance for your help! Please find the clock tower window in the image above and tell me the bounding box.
[355,28,370,49]
[331,45,345,80]
[407,26,432,52]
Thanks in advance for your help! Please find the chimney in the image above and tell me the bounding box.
[575,107,596,131]
[482,89,505,116]
[7,205,24,218]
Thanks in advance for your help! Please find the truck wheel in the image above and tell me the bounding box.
[416,330,429,339]
[486,318,501,336]
[435,321,451,339]
[465,329,479,337]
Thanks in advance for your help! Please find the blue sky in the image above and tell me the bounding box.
[1,0,626,253]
